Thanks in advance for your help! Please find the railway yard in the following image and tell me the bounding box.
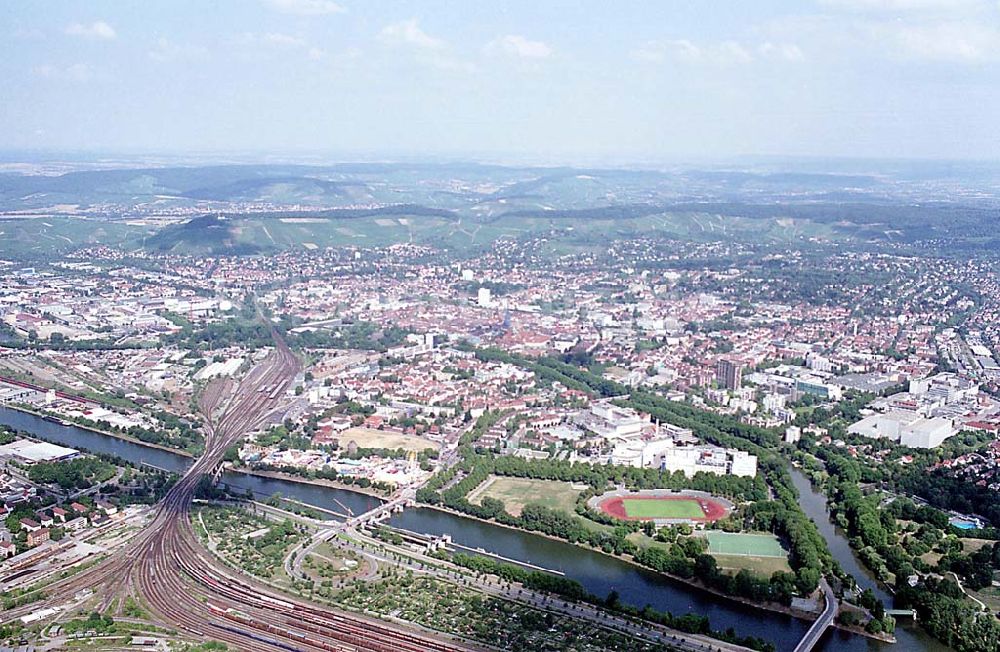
[0,330,705,652]
[0,332,484,652]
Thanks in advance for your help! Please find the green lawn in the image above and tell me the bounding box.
[713,554,793,576]
[469,475,582,517]
[704,532,786,558]
[622,498,704,519]
[968,585,1000,614]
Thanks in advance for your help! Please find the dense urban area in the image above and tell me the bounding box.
[1,161,1000,652]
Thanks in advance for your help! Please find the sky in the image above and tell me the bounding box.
[2,0,999,163]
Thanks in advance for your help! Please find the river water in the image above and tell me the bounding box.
[788,468,949,652]
[0,407,381,516]
[0,406,950,652]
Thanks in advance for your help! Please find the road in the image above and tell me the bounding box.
[2,330,480,652]
[346,526,756,652]
[793,578,837,652]
[286,489,413,578]
[275,493,754,652]
[2,329,757,652]
[948,571,989,614]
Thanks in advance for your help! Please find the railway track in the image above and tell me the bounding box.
[2,331,478,652]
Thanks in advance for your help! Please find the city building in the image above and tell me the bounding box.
[611,437,758,477]
[848,411,958,449]
[795,377,843,400]
[575,402,649,439]
[27,527,50,547]
[716,359,742,390]
[0,440,80,465]
[847,372,994,448]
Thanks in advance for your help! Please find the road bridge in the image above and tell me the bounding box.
[1,332,479,652]
[793,578,838,652]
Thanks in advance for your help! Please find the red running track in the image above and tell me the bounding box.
[598,495,730,522]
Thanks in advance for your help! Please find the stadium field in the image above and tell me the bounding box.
[704,531,786,558]
[622,498,704,519]
[597,492,731,522]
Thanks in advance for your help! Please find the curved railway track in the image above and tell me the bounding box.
[2,332,478,652]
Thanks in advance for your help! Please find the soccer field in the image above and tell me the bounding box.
[704,532,786,558]
[622,498,705,519]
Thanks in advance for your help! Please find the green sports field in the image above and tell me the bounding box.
[622,498,705,519]
[704,532,786,558]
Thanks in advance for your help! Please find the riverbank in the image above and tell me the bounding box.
[419,505,903,646]
[835,622,896,644]
[420,503,827,624]
[3,403,394,501]
[4,403,197,460]
[222,466,390,501]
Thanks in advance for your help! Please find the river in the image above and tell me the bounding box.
[0,407,381,517]
[0,406,950,652]
[788,468,949,652]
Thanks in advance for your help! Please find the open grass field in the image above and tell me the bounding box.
[960,537,994,554]
[339,427,439,452]
[628,532,793,576]
[622,498,704,519]
[702,532,791,575]
[969,584,1000,614]
[704,532,786,558]
[468,475,582,517]
[714,554,793,576]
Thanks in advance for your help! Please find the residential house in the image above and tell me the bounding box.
[19,518,40,533]
[27,528,49,547]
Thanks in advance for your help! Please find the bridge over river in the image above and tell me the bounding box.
[1,407,950,652]
[792,579,837,652]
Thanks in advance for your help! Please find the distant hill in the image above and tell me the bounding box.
[146,214,263,255]
[145,206,459,255]
[180,176,356,203]
[1,161,998,259]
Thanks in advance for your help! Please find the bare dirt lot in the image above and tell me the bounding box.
[339,426,440,452]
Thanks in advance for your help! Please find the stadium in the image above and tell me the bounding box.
[589,489,733,526]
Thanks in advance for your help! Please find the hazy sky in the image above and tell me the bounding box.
[2,0,999,162]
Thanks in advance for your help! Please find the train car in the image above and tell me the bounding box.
[1,568,36,583]
[259,593,295,609]
[216,623,301,652]
[293,618,432,652]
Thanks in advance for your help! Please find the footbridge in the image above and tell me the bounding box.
[886,608,917,619]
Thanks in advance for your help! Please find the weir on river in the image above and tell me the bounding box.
[0,406,950,652]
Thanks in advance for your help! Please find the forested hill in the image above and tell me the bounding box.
[2,160,999,259]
